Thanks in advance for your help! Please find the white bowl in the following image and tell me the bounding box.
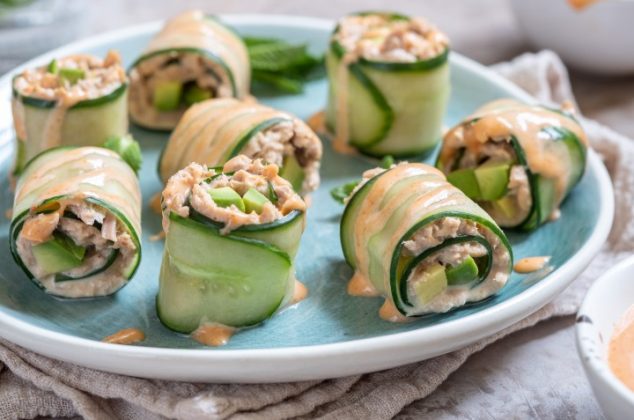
[509,0,634,75]
[577,257,634,419]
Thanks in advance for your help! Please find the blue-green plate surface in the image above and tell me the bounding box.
[0,15,613,382]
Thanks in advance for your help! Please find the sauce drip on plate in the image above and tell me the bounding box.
[514,256,551,273]
[192,324,235,347]
[103,328,145,345]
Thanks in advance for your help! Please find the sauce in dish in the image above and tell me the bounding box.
[609,304,634,391]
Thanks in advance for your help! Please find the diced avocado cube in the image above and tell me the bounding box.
[47,59,59,74]
[446,255,479,286]
[413,263,447,305]
[32,233,86,275]
[183,85,212,105]
[153,81,182,111]
[279,154,305,192]
[491,196,517,219]
[59,68,85,84]
[209,187,245,212]
[102,135,142,173]
[474,162,510,201]
[447,168,481,200]
[243,187,271,214]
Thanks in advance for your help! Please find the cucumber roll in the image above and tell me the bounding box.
[437,99,588,230]
[325,12,450,157]
[158,155,307,337]
[128,10,250,130]
[340,162,512,319]
[159,98,322,194]
[11,51,128,173]
[10,147,141,298]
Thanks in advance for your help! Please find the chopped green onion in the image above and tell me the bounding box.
[47,59,58,75]
[59,68,85,84]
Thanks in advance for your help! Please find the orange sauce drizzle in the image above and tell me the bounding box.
[102,328,145,345]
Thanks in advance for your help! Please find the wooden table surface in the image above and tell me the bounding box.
[4,1,632,418]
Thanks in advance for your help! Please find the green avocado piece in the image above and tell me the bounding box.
[153,81,182,111]
[413,263,447,305]
[243,187,271,214]
[279,154,305,192]
[491,196,517,219]
[474,162,510,201]
[446,255,479,286]
[447,168,481,199]
[32,233,86,275]
[102,134,142,173]
[47,59,59,75]
[209,187,245,212]
[183,85,213,105]
[59,67,85,84]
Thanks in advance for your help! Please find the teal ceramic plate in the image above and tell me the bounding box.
[0,15,613,383]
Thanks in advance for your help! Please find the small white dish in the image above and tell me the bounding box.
[510,0,634,75]
[577,257,634,419]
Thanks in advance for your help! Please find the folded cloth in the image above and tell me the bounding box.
[1,50,632,420]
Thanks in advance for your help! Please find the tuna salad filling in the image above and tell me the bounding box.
[240,119,322,194]
[335,14,449,62]
[443,140,532,227]
[15,200,137,298]
[401,216,511,313]
[163,155,306,234]
[13,51,126,107]
[128,52,231,129]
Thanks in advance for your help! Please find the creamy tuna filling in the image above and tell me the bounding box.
[336,14,448,62]
[402,217,511,313]
[163,155,306,234]
[241,120,322,193]
[129,52,230,126]
[13,51,126,106]
[16,202,136,298]
[452,140,532,225]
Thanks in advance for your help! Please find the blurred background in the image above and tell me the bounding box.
[1,0,632,135]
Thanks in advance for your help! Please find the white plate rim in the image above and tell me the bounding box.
[0,14,615,382]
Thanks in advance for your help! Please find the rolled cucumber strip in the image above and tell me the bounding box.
[325,12,450,157]
[158,155,307,333]
[10,147,141,298]
[437,99,588,230]
[128,10,250,130]
[158,97,322,195]
[340,162,512,318]
[11,52,128,173]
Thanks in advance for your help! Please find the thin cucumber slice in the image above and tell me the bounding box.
[158,213,292,332]
[130,47,237,97]
[399,235,493,308]
[188,206,304,257]
[55,249,119,283]
[340,170,386,268]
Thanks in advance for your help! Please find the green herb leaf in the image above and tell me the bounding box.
[330,181,360,204]
[59,68,85,84]
[380,155,395,169]
[244,36,324,95]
